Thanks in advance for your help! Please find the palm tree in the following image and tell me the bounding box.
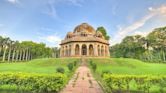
[12,41,19,62]
[0,36,4,56]
[22,48,26,61]
[2,38,10,62]
[8,41,14,62]
[19,49,22,61]
[25,48,29,61]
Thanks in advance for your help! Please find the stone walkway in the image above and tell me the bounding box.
[60,58,103,93]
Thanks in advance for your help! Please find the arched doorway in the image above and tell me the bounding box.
[89,44,94,56]
[75,44,80,56]
[69,45,71,56]
[101,45,104,56]
[98,45,100,56]
[62,47,64,57]
[82,44,87,55]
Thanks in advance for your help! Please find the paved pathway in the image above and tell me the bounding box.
[60,58,103,93]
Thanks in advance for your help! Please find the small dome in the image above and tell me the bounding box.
[96,31,104,38]
[73,23,96,34]
[66,32,73,38]
[67,32,73,36]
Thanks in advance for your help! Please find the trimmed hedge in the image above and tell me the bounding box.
[0,72,67,93]
[103,74,166,93]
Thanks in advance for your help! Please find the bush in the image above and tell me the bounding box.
[67,63,73,71]
[103,74,165,93]
[92,63,97,72]
[101,70,112,77]
[74,61,77,66]
[0,72,67,93]
[56,67,65,74]
[89,60,93,65]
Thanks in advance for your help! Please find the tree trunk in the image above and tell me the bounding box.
[15,50,19,62]
[25,49,29,61]
[7,47,12,62]
[28,51,31,61]
[19,49,22,61]
[163,51,165,62]
[22,49,26,61]
[2,46,7,62]
[12,48,16,62]
[0,47,2,56]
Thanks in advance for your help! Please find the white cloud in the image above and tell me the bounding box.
[149,5,166,16]
[38,33,62,47]
[43,0,84,19]
[133,31,151,37]
[44,0,58,19]
[45,35,61,43]
[67,0,84,7]
[111,5,166,46]
[6,0,20,5]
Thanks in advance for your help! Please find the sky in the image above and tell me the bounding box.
[0,0,166,47]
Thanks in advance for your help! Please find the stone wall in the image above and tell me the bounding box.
[60,42,110,57]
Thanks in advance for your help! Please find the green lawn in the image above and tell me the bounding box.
[90,58,166,75]
[0,58,78,74]
[89,58,166,93]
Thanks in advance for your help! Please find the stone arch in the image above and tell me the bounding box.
[101,45,104,56]
[98,45,100,56]
[82,44,87,55]
[89,44,94,56]
[62,46,64,57]
[75,44,80,56]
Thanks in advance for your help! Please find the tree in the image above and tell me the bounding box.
[7,41,14,62]
[0,36,55,62]
[96,27,110,40]
[110,26,166,63]
[2,38,10,62]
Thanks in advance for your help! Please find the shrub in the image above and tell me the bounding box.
[0,72,67,93]
[92,63,97,72]
[56,67,65,74]
[89,60,93,65]
[101,70,112,77]
[74,61,77,66]
[103,74,165,93]
[67,63,73,71]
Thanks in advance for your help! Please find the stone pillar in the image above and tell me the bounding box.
[100,45,102,57]
[79,44,82,56]
[103,45,105,57]
[94,43,98,57]
[71,44,75,57]
[87,44,89,56]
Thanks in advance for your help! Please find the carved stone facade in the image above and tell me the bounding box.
[60,23,110,57]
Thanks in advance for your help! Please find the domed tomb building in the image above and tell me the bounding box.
[60,23,110,57]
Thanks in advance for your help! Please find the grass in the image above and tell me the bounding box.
[0,58,78,74]
[90,58,166,75]
[0,58,79,93]
[89,58,166,93]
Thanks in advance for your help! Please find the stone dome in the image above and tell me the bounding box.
[73,23,96,34]
[67,32,73,36]
[96,31,104,39]
[66,32,73,38]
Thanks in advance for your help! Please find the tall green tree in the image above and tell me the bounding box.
[96,27,110,40]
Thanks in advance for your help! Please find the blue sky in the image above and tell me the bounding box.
[0,0,166,47]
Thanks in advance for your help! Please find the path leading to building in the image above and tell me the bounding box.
[60,58,103,93]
